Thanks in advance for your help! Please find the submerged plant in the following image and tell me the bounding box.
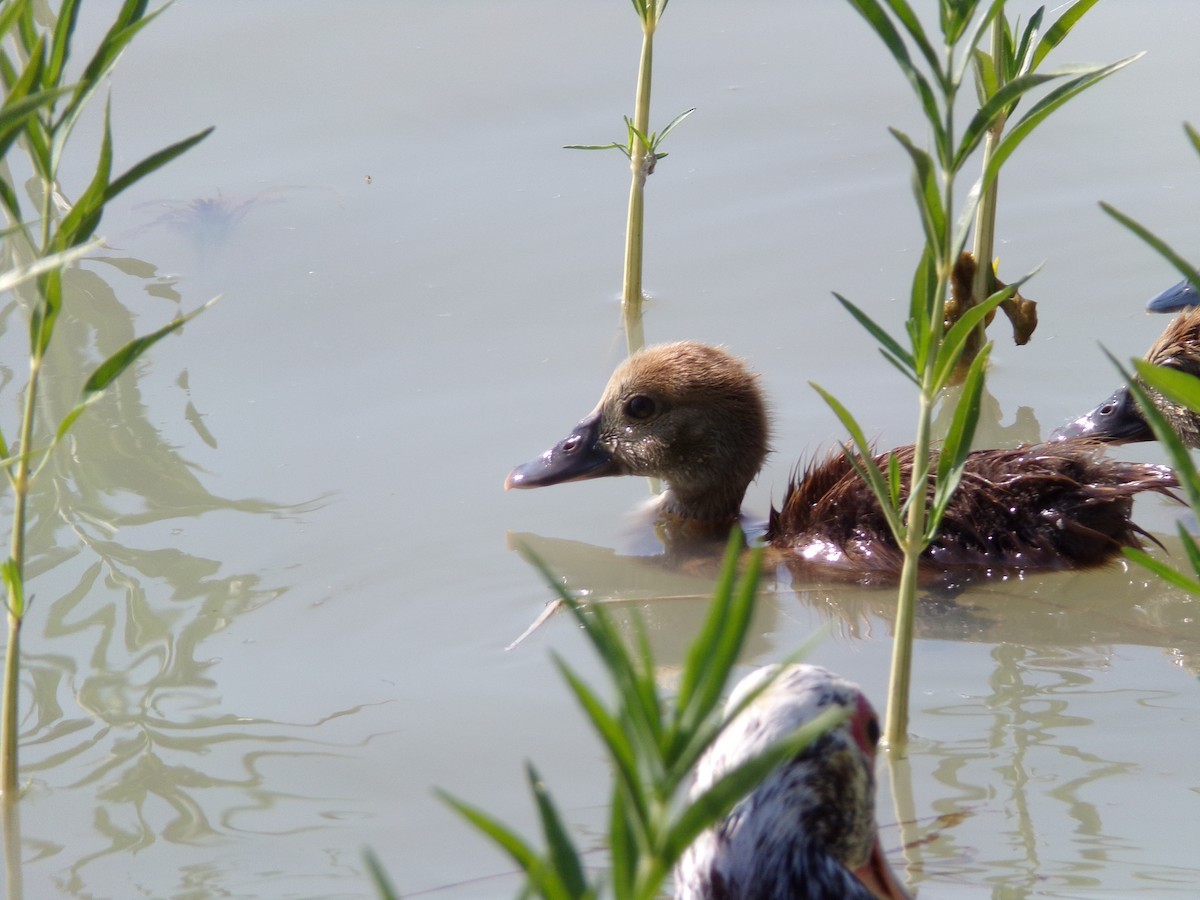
[0,0,212,798]
[828,0,1134,748]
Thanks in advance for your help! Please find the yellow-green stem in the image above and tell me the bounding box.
[2,788,21,897]
[882,393,932,751]
[885,124,956,747]
[966,18,1006,362]
[0,616,19,798]
[1,342,42,798]
[621,16,656,358]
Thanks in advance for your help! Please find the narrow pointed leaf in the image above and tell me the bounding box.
[844,0,946,152]
[954,70,1061,170]
[1185,122,1200,157]
[834,292,914,373]
[890,127,945,251]
[1111,352,1200,511]
[1134,360,1200,417]
[1123,545,1200,595]
[810,383,904,541]
[984,55,1141,193]
[363,849,400,900]
[655,107,695,145]
[106,126,213,202]
[1031,0,1101,72]
[674,528,742,714]
[82,297,215,398]
[1100,202,1198,287]
[46,0,83,88]
[0,238,101,295]
[437,790,573,900]
[929,344,991,537]
[950,0,1003,89]
[526,764,588,898]
[932,284,1012,393]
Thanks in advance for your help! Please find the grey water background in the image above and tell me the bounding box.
[1,1,1198,897]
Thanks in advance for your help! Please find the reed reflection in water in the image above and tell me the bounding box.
[0,238,379,896]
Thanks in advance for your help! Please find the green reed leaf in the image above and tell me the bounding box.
[877,0,942,81]
[526,763,588,899]
[1134,360,1200,417]
[106,125,214,204]
[834,292,916,377]
[932,283,1013,393]
[983,55,1141,194]
[929,343,991,538]
[1185,122,1200,157]
[971,48,997,105]
[1112,353,1200,512]
[1031,0,1101,72]
[362,851,399,900]
[845,0,946,153]
[1100,202,1198,288]
[1010,7,1044,78]
[553,658,647,833]
[46,0,83,89]
[0,238,100,296]
[890,127,946,252]
[810,383,904,542]
[674,531,747,729]
[954,70,1060,170]
[1,559,26,618]
[438,790,574,900]
[1123,545,1200,596]
[949,0,1003,90]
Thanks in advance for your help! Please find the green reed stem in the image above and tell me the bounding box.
[966,18,1005,365]
[621,14,657,357]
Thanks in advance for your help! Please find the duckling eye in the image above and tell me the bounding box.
[624,395,657,420]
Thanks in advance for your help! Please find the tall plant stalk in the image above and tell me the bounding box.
[621,6,658,355]
[829,0,1133,749]
[0,0,212,798]
[566,0,691,357]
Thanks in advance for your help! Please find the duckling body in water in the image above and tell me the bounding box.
[508,342,1176,584]
[1051,308,1200,447]
[674,664,909,900]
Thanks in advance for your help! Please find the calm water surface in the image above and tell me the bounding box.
[1,1,1199,897]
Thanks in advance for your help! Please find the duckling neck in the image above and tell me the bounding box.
[658,480,748,530]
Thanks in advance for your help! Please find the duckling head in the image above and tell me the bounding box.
[506,342,770,524]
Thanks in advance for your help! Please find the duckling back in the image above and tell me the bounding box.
[767,443,1176,586]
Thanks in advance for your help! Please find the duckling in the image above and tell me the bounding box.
[507,342,1176,583]
[675,664,909,900]
[1050,307,1200,446]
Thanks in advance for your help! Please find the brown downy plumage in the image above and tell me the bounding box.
[508,342,1178,584]
[1051,307,1200,447]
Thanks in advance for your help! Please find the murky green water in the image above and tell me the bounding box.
[1,1,1199,897]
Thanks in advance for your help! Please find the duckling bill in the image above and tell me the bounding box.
[509,342,1177,583]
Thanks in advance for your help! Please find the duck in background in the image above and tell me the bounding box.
[507,342,1176,585]
[1051,283,1200,446]
[674,664,909,900]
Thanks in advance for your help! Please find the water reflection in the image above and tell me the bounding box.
[0,228,343,894]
